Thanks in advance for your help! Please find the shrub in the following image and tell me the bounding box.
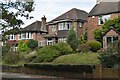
[67,28,78,51]
[78,44,90,53]
[18,40,29,52]
[35,46,60,62]
[2,44,10,57]
[28,39,38,50]
[51,42,73,55]
[98,41,120,68]
[86,41,102,52]
[3,52,20,64]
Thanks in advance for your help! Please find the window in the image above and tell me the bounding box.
[79,22,83,27]
[9,34,16,40]
[40,40,45,47]
[58,37,67,42]
[98,15,110,25]
[21,32,32,39]
[22,33,26,39]
[18,33,21,40]
[51,25,56,32]
[47,38,53,45]
[58,22,71,30]
[65,22,71,30]
[107,36,118,44]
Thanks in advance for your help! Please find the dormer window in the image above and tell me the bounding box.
[98,15,110,25]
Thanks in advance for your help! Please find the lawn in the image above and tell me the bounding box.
[53,52,100,65]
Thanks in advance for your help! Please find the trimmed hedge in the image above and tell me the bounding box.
[24,63,94,73]
[87,40,102,52]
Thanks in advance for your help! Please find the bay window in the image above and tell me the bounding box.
[58,22,71,30]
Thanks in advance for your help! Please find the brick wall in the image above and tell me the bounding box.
[87,13,120,41]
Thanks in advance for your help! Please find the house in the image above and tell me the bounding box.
[44,8,88,45]
[7,8,88,51]
[7,16,47,51]
[87,1,120,41]
[103,27,120,49]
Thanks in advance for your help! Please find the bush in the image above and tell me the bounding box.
[28,39,38,50]
[98,41,120,68]
[78,44,90,53]
[2,44,10,57]
[3,52,20,64]
[18,40,29,52]
[86,41,102,52]
[51,42,73,55]
[35,46,60,62]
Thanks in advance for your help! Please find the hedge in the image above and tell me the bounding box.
[24,63,94,73]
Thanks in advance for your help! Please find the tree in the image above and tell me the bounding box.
[28,39,38,50]
[1,0,34,32]
[67,28,78,51]
[94,16,120,42]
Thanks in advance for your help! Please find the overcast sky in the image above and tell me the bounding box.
[20,0,96,27]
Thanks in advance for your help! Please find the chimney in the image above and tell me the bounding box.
[41,15,46,31]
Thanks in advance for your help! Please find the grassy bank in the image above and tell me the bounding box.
[53,52,100,65]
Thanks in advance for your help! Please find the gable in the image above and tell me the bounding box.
[104,29,120,36]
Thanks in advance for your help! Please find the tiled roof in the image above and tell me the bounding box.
[48,8,88,23]
[21,21,47,33]
[88,1,120,16]
[103,27,120,37]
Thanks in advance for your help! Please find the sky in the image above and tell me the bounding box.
[20,0,96,28]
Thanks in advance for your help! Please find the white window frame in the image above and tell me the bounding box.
[47,38,53,45]
[51,25,56,32]
[18,33,21,40]
[40,40,45,47]
[9,34,16,40]
[98,15,110,25]
[79,22,83,27]
[58,37,67,42]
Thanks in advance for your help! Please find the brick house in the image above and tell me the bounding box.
[87,1,120,41]
[7,16,47,51]
[103,27,120,49]
[44,8,88,45]
[7,8,88,51]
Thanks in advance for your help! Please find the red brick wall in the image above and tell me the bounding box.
[87,13,120,41]
[87,16,100,41]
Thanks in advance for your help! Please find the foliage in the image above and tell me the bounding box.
[28,39,38,50]
[35,46,60,62]
[98,41,120,68]
[51,42,73,55]
[24,63,93,73]
[78,44,90,53]
[1,0,34,31]
[86,40,102,52]
[67,28,78,51]
[2,44,10,57]
[53,53,100,65]
[94,16,120,41]
[3,52,20,64]
[18,40,29,52]
[79,35,87,44]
